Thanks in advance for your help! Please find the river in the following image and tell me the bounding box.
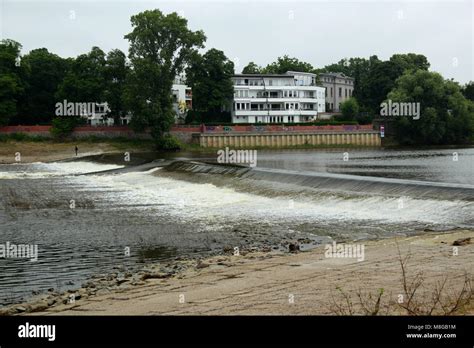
[0,147,473,306]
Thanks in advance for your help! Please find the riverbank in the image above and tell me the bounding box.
[2,229,472,316]
[0,139,155,164]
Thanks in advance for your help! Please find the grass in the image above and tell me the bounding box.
[0,133,156,150]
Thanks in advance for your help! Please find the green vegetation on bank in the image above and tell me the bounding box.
[0,133,157,150]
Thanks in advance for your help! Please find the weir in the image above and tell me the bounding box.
[162,160,474,201]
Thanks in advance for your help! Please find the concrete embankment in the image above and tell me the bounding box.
[198,131,381,148]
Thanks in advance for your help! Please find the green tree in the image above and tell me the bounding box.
[123,9,205,144]
[321,54,430,116]
[0,39,25,125]
[103,49,129,122]
[186,48,234,122]
[388,70,474,145]
[56,46,107,103]
[14,48,69,124]
[262,55,313,74]
[461,81,474,102]
[389,53,430,73]
[340,97,359,121]
[241,61,262,74]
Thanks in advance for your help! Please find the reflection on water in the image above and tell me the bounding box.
[0,147,473,306]
[255,147,474,185]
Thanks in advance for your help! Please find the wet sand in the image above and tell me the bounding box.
[8,229,473,316]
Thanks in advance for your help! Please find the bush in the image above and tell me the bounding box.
[156,134,182,151]
[50,117,79,139]
[340,97,360,121]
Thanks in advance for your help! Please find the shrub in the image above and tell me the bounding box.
[156,134,182,151]
[50,117,78,139]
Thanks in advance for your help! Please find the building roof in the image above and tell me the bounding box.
[233,74,293,78]
[286,70,316,76]
[319,72,354,80]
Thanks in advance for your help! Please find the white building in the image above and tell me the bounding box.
[172,78,192,124]
[86,78,193,126]
[84,102,114,126]
[231,71,325,124]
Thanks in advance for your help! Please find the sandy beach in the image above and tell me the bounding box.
[1,229,469,316]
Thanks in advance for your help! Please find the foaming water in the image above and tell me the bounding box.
[91,168,469,227]
[0,161,124,179]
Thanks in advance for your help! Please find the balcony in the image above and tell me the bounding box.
[234,110,317,116]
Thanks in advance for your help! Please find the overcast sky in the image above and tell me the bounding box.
[1,0,473,83]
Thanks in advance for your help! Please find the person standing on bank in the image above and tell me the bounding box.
[75,145,78,156]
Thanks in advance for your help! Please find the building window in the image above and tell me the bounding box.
[339,88,342,97]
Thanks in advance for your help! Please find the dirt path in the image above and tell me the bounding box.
[26,230,473,316]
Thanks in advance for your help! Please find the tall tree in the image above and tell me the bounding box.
[461,81,474,102]
[388,70,474,145]
[262,55,313,74]
[0,39,25,125]
[241,61,262,74]
[56,46,107,103]
[322,54,430,116]
[186,48,234,115]
[123,9,205,143]
[103,49,129,121]
[14,48,69,124]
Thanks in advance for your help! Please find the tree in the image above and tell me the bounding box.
[103,49,129,122]
[461,81,474,102]
[389,53,430,73]
[123,9,205,144]
[321,54,430,117]
[242,61,261,74]
[262,55,313,74]
[56,46,107,103]
[340,97,359,121]
[0,39,25,125]
[186,48,234,122]
[388,70,474,145]
[14,48,69,125]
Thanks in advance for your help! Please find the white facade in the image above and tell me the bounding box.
[85,102,114,126]
[85,79,193,126]
[172,82,192,124]
[231,71,326,124]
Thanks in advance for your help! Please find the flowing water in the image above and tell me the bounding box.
[0,147,473,306]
